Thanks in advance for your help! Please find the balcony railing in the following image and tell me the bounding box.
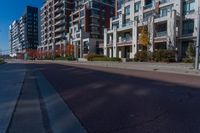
[143,3,153,10]
[160,0,172,4]
[155,31,167,37]
[121,22,132,28]
[118,37,132,44]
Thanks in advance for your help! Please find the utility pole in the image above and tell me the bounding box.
[195,7,200,70]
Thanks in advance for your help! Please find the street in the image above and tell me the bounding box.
[1,60,200,133]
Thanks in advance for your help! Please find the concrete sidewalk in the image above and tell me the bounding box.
[0,63,26,133]
[8,71,45,133]
[41,60,200,76]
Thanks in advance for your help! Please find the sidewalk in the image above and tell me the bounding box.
[0,63,26,133]
[42,60,200,76]
[8,71,45,133]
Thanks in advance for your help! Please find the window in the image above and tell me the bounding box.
[134,2,141,13]
[159,6,172,17]
[118,0,123,9]
[80,10,84,17]
[183,0,195,15]
[182,19,194,35]
[125,6,130,15]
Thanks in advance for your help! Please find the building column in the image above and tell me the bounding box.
[104,29,108,56]
[63,40,66,57]
[80,31,83,58]
[113,26,117,57]
[109,48,112,58]
[167,10,177,50]
[132,21,138,58]
[148,16,155,52]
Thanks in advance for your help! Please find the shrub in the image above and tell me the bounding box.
[182,58,194,63]
[66,56,76,61]
[186,43,195,59]
[86,54,105,61]
[86,54,121,62]
[0,58,5,64]
[110,57,122,62]
[55,56,76,61]
[134,50,176,62]
[153,50,175,62]
[134,51,148,62]
[152,51,162,62]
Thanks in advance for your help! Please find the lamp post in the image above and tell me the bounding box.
[195,7,200,70]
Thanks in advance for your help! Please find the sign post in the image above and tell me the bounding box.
[195,7,200,70]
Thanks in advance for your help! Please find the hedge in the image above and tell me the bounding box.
[86,54,121,62]
[134,50,176,62]
[0,58,4,64]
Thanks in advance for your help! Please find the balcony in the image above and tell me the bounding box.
[54,7,63,13]
[55,27,66,32]
[54,1,63,7]
[54,19,65,26]
[54,13,64,20]
[117,37,132,45]
[55,33,64,39]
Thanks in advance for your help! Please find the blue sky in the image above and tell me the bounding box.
[0,0,43,53]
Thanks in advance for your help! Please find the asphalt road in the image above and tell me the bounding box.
[27,62,200,133]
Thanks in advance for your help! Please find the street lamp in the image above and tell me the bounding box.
[195,7,200,70]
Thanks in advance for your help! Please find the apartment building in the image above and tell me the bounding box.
[38,0,73,55]
[9,21,21,56]
[103,0,200,59]
[9,6,39,57]
[67,0,115,58]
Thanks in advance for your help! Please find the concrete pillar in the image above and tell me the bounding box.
[132,21,138,58]
[74,43,78,59]
[80,41,83,58]
[113,26,117,57]
[109,48,112,58]
[63,40,66,57]
[148,16,154,52]
[167,10,176,50]
[122,47,125,58]
[110,18,113,30]
[104,29,108,56]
